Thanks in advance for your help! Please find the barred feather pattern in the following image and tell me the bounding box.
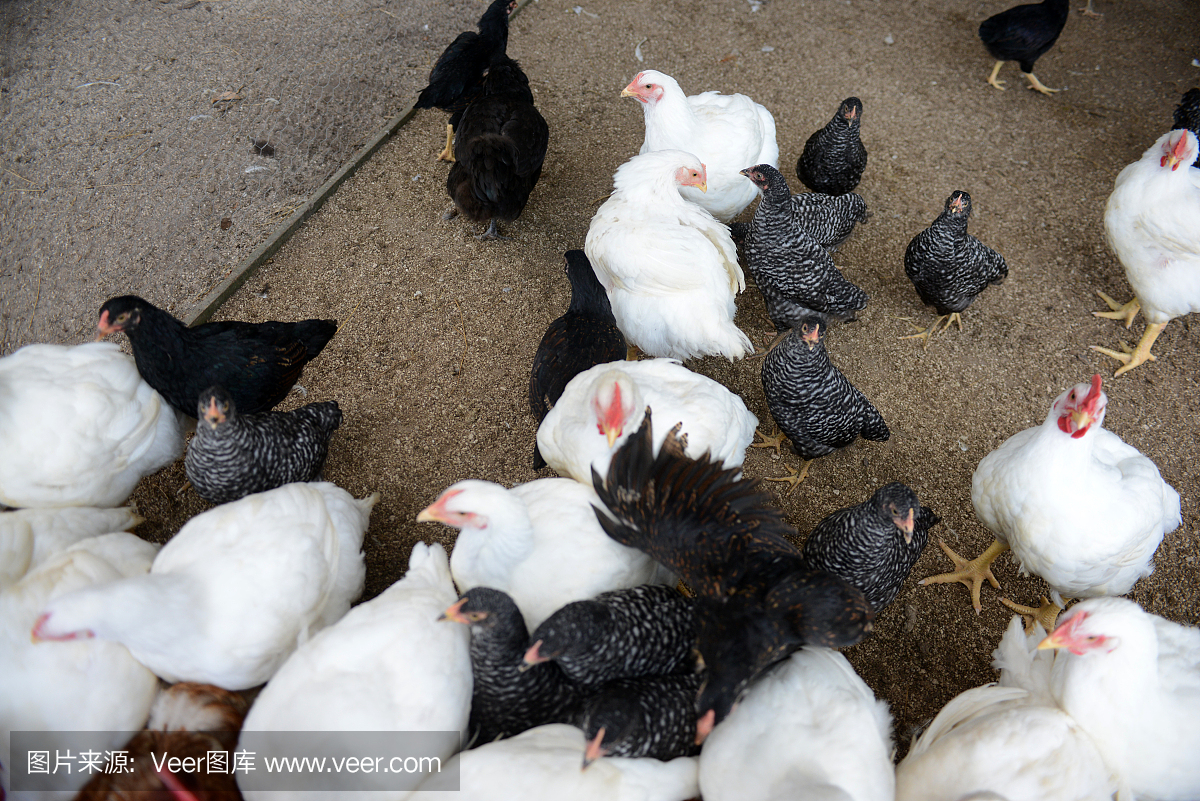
[528,583,697,690]
[904,190,1008,316]
[455,587,585,746]
[795,97,868,196]
[801,483,938,611]
[576,673,703,760]
[1171,87,1200,168]
[761,318,889,461]
[185,391,342,505]
[743,164,868,331]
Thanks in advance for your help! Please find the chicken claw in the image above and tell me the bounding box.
[1092,291,1140,328]
[437,124,456,162]
[900,313,961,350]
[1021,72,1060,95]
[920,538,1008,614]
[1000,595,1065,634]
[1089,321,1165,377]
[752,427,787,455]
[764,460,811,495]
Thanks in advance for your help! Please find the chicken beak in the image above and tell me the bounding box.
[582,728,606,769]
[802,327,820,348]
[438,597,469,624]
[1037,610,1088,654]
[696,181,708,193]
[695,709,716,745]
[604,425,620,448]
[521,639,549,671]
[895,508,915,544]
[620,86,637,98]
[204,398,225,428]
[95,310,114,341]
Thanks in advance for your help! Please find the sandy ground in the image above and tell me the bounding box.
[6,0,1200,755]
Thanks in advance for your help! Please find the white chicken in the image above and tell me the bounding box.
[410,724,699,801]
[0,342,184,508]
[1092,128,1200,375]
[622,69,778,222]
[698,647,894,801]
[238,542,471,801]
[1,532,160,800]
[0,505,142,589]
[585,149,752,361]
[895,616,1119,801]
[31,482,378,690]
[1037,597,1200,800]
[535,358,757,485]
[417,477,665,630]
[922,374,1181,619]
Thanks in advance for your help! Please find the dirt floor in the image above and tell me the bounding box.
[5,0,1200,757]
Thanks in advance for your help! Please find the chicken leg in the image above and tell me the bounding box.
[920,538,1009,614]
[437,124,456,162]
[986,61,1007,90]
[1090,322,1165,377]
[1092,291,1140,328]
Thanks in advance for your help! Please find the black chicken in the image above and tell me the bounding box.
[902,190,1008,348]
[445,55,549,240]
[523,583,697,690]
[757,316,889,491]
[592,412,873,737]
[96,295,336,418]
[184,386,342,505]
[576,674,703,765]
[795,97,868,196]
[415,0,517,161]
[978,0,1069,95]
[441,587,585,747]
[1172,88,1200,168]
[740,164,869,335]
[529,250,626,469]
[801,483,939,612]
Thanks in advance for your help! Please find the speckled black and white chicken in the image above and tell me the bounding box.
[576,673,703,765]
[524,583,697,690]
[442,587,584,747]
[758,316,889,490]
[902,190,1008,347]
[739,164,868,334]
[184,385,342,505]
[801,483,938,612]
[729,190,867,253]
[795,97,868,196]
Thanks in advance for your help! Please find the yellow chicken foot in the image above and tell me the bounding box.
[1092,291,1140,328]
[752,427,787,455]
[900,313,961,349]
[1000,596,1066,634]
[1090,322,1166,377]
[437,124,456,162]
[986,61,1006,90]
[1079,0,1101,15]
[920,538,1009,614]
[764,460,812,495]
[1022,72,1060,95]
[625,344,645,361]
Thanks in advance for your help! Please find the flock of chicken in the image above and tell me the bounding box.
[2,0,1200,799]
